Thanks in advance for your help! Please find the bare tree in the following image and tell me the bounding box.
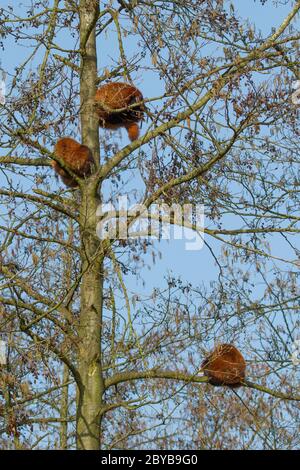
[0,0,299,450]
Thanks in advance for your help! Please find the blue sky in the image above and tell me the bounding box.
[0,2,299,449]
[104,0,297,296]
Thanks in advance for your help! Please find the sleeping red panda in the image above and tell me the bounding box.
[95,82,144,141]
[201,344,246,388]
[52,137,95,188]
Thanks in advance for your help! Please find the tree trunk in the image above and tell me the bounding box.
[76,0,104,450]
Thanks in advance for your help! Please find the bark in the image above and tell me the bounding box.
[59,364,69,450]
[76,0,104,450]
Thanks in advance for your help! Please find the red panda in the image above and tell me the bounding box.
[52,137,95,188]
[201,344,246,388]
[95,82,144,141]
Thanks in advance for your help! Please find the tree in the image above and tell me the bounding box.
[0,0,300,450]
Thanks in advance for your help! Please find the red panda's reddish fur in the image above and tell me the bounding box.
[95,82,144,141]
[201,344,246,388]
[52,137,95,188]
[125,122,140,141]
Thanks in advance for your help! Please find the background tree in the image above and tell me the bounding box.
[0,0,300,450]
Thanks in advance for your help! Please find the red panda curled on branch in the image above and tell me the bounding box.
[201,344,246,388]
[52,137,95,188]
[95,82,144,141]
